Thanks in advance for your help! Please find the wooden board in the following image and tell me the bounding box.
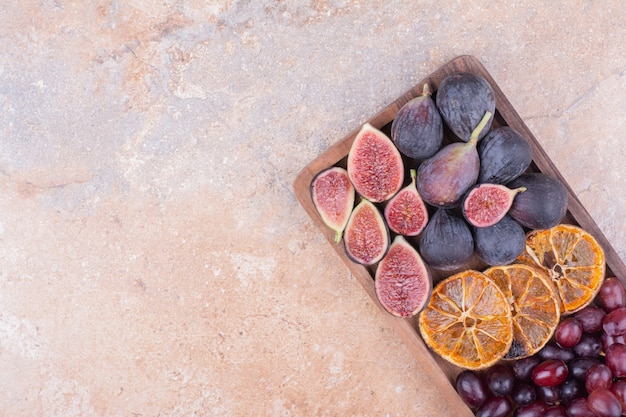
[292,55,626,416]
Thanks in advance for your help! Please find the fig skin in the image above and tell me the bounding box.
[416,111,492,208]
[474,215,526,266]
[310,167,355,243]
[391,83,443,160]
[347,123,404,203]
[384,169,429,236]
[507,173,569,230]
[462,183,526,228]
[478,126,533,184]
[419,208,474,271]
[436,72,495,142]
[343,199,390,266]
[375,235,432,318]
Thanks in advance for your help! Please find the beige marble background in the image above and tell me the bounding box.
[1,1,625,416]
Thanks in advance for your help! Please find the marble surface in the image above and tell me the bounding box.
[1,1,625,415]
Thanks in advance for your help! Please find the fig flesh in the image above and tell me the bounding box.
[390,83,443,160]
[343,199,389,266]
[436,72,495,142]
[474,215,526,266]
[419,208,474,271]
[507,173,569,230]
[375,235,432,318]
[478,126,533,184]
[383,169,429,236]
[462,183,526,228]
[416,111,492,208]
[347,123,404,203]
[311,167,355,243]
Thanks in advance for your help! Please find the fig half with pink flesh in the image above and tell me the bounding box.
[311,167,355,243]
[343,199,389,266]
[384,169,429,236]
[462,183,526,228]
[375,235,432,318]
[347,123,404,203]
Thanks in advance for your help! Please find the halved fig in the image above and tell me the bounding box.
[383,169,429,236]
[507,173,569,230]
[310,167,356,243]
[416,111,492,207]
[347,123,404,203]
[390,83,443,160]
[436,72,495,142]
[343,199,389,266]
[474,215,526,266]
[375,235,432,318]
[462,183,526,228]
[419,208,474,271]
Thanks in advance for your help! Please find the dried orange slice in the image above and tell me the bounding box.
[418,270,513,370]
[484,264,561,360]
[517,224,606,315]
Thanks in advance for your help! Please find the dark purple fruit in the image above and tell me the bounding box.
[555,317,583,348]
[567,398,596,417]
[311,167,356,243]
[456,370,489,409]
[574,306,606,333]
[512,356,541,381]
[588,389,622,417]
[463,183,526,227]
[391,83,443,160]
[543,405,568,417]
[485,364,515,397]
[569,357,602,380]
[343,199,389,265]
[605,343,626,378]
[507,173,569,229]
[475,396,512,417]
[511,382,537,406]
[473,215,526,266]
[513,401,547,417]
[418,208,474,271]
[383,169,428,236]
[347,123,404,202]
[532,359,568,387]
[599,277,626,312]
[436,72,496,142]
[477,126,533,184]
[416,111,492,207]
[374,236,432,318]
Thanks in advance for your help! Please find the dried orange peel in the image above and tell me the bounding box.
[418,270,513,370]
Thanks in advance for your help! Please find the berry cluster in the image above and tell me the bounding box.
[456,277,626,417]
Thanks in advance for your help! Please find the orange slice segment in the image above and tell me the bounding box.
[418,270,513,370]
[484,264,561,360]
[517,224,606,314]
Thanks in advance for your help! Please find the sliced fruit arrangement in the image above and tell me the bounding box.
[305,67,622,417]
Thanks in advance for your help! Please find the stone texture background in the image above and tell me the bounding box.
[1,1,625,416]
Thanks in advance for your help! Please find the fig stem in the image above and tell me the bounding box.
[334,230,342,244]
[421,83,431,97]
[409,169,417,183]
[468,111,493,146]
